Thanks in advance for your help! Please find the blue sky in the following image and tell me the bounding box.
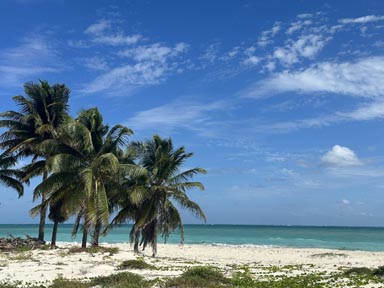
[1,0,384,225]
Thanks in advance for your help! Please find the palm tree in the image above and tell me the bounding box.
[48,199,69,248]
[35,108,132,248]
[116,135,206,256]
[0,152,24,196]
[0,81,70,241]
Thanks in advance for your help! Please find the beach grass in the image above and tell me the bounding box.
[2,266,384,288]
[164,266,230,287]
[117,258,156,270]
[68,245,119,255]
[2,244,384,288]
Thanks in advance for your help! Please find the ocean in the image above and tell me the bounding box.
[1,224,383,251]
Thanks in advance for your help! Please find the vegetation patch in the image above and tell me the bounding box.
[90,272,151,288]
[7,251,34,261]
[118,259,156,270]
[343,267,373,276]
[68,245,119,255]
[50,277,90,288]
[164,266,230,287]
[311,252,347,258]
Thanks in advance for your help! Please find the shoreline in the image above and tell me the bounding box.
[1,242,384,286]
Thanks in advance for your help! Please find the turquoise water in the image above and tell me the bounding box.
[1,224,384,251]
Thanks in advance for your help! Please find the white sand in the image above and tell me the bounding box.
[0,242,383,286]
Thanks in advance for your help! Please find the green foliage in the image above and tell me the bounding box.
[8,251,34,261]
[117,259,156,270]
[68,245,119,255]
[90,272,150,288]
[373,266,384,277]
[50,277,90,288]
[311,252,347,258]
[164,266,229,287]
[231,266,255,287]
[343,267,373,276]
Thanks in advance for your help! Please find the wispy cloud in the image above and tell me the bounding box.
[82,42,188,95]
[84,19,111,35]
[77,19,189,95]
[83,56,108,71]
[339,15,384,24]
[241,56,384,99]
[272,34,330,66]
[0,36,62,87]
[258,22,281,47]
[82,62,166,95]
[92,34,142,46]
[124,100,228,136]
[286,19,313,35]
[199,43,220,64]
[118,42,188,63]
[337,101,384,120]
[84,19,141,46]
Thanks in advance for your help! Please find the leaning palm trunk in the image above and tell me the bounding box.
[51,219,59,248]
[134,230,140,253]
[152,222,158,257]
[38,172,48,242]
[92,220,102,246]
[82,227,88,248]
[81,216,88,248]
[141,219,158,257]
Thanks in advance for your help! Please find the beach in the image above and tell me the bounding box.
[1,243,384,287]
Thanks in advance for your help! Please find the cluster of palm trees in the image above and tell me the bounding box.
[0,81,206,256]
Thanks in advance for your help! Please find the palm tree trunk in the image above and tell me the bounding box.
[92,220,101,246]
[38,171,48,242]
[134,230,140,253]
[81,216,88,248]
[82,227,88,248]
[51,220,59,248]
[152,219,158,257]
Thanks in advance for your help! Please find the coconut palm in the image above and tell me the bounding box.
[118,135,206,256]
[0,152,24,196]
[48,199,69,248]
[34,108,132,248]
[0,81,70,241]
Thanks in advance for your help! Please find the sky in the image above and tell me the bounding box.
[0,0,384,226]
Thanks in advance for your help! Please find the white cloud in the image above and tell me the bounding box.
[297,13,313,19]
[119,42,188,63]
[341,199,351,205]
[82,62,166,94]
[337,101,384,120]
[242,56,384,99]
[271,22,281,35]
[272,34,329,66]
[84,56,108,71]
[82,42,188,95]
[286,19,312,34]
[339,15,384,24]
[84,20,110,35]
[125,100,227,134]
[0,37,61,86]
[83,19,142,46]
[321,145,362,167]
[242,56,261,66]
[200,43,220,64]
[246,100,384,134]
[92,34,142,46]
[258,22,281,47]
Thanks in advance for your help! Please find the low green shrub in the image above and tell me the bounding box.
[118,259,156,270]
[91,272,150,288]
[164,266,229,287]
